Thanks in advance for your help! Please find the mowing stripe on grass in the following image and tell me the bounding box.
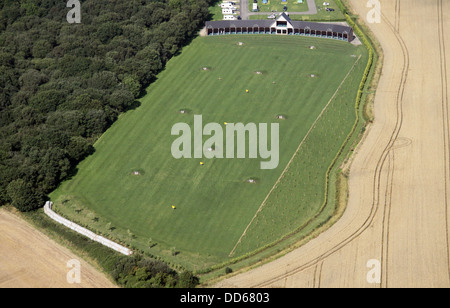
[51,36,366,268]
[229,54,362,256]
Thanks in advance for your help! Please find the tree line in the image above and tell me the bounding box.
[111,254,199,288]
[0,0,212,212]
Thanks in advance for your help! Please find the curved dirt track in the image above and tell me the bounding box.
[0,209,116,288]
[216,0,450,288]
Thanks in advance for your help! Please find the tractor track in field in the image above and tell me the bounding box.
[240,1,409,288]
[437,0,450,282]
[378,0,407,287]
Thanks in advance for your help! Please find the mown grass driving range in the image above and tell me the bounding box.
[50,35,368,271]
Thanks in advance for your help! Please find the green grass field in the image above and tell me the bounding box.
[50,35,367,271]
[249,0,345,21]
[250,0,309,13]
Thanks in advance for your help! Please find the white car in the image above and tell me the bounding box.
[220,2,234,8]
[223,15,237,20]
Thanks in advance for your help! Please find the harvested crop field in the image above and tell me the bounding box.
[0,209,115,288]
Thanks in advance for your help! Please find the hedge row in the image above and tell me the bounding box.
[344,14,374,106]
[334,0,348,14]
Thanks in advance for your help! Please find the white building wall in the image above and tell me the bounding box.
[44,201,133,256]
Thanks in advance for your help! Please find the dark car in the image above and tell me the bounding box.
[325,7,335,11]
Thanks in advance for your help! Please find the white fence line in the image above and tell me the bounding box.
[44,201,133,256]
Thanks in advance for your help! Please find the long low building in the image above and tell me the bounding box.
[205,13,354,42]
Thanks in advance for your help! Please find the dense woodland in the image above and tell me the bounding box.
[0,0,212,288]
[0,0,212,212]
[110,254,199,288]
